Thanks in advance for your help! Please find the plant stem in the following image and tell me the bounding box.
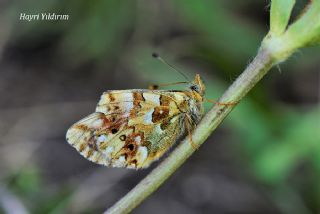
[105,47,275,214]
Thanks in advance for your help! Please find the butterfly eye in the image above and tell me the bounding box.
[111,128,118,134]
[190,85,199,92]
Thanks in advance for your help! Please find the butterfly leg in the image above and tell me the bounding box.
[184,115,199,150]
[206,98,239,106]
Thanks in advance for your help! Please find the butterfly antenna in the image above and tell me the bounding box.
[152,52,191,82]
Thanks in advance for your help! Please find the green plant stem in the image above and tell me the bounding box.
[105,47,275,214]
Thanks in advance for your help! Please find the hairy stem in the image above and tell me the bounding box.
[105,47,274,214]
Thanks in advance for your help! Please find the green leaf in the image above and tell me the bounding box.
[285,1,320,47]
[263,1,320,63]
[270,0,296,36]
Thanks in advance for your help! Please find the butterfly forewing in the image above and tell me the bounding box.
[66,75,205,169]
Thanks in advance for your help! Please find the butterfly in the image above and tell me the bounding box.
[66,74,205,169]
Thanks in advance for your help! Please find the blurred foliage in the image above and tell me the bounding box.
[1,0,319,213]
[7,166,41,196]
[4,166,72,213]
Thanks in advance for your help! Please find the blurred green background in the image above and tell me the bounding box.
[0,0,319,213]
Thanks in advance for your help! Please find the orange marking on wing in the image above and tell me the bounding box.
[79,143,86,152]
[86,150,94,158]
[74,124,90,130]
[160,95,171,106]
[108,93,116,102]
[133,92,145,106]
[152,106,170,123]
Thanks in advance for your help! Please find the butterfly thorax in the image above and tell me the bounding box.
[186,91,204,124]
[185,74,205,124]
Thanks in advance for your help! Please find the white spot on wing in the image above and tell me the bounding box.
[104,146,113,155]
[96,106,108,114]
[123,93,134,111]
[127,164,136,169]
[92,119,103,128]
[119,156,125,162]
[96,95,109,113]
[144,93,160,105]
[112,155,126,167]
[97,135,107,143]
[136,146,148,165]
[99,93,109,105]
[135,136,141,145]
[101,147,114,165]
[144,109,154,124]
[170,117,178,123]
[155,124,164,134]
